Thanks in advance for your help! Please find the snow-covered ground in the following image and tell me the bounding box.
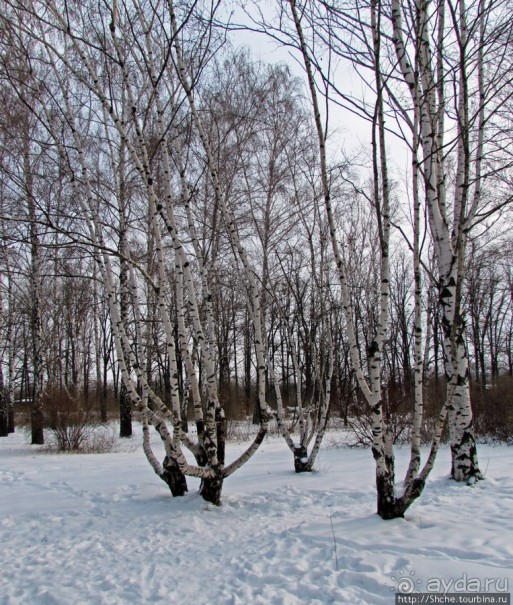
[1,428,513,605]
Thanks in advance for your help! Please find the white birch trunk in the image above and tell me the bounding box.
[391,0,481,482]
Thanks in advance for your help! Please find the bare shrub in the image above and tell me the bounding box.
[45,389,107,452]
[473,376,513,442]
[225,418,255,442]
[74,425,120,453]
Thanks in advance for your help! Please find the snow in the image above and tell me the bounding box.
[1,429,513,605]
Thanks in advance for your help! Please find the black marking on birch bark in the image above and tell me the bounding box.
[161,456,188,497]
[368,340,379,357]
[194,445,208,467]
[254,430,266,446]
[402,476,425,508]
[293,445,311,473]
[375,473,403,519]
[372,446,383,461]
[456,373,467,386]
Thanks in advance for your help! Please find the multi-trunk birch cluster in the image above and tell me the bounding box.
[1,0,279,504]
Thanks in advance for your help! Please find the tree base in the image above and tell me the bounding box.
[31,408,44,445]
[119,416,133,438]
[451,441,483,483]
[162,457,188,497]
[199,473,224,505]
[119,387,132,438]
[294,446,312,473]
[376,475,425,520]
[0,415,7,437]
[8,406,15,434]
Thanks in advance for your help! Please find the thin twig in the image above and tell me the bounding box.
[329,512,339,572]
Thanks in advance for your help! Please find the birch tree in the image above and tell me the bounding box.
[389,0,513,481]
[285,0,424,517]
[239,0,452,517]
[201,51,336,471]
[3,0,276,504]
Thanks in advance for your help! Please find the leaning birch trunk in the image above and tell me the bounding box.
[129,266,188,497]
[43,53,191,496]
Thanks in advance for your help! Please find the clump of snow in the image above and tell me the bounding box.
[1,429,512,604]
